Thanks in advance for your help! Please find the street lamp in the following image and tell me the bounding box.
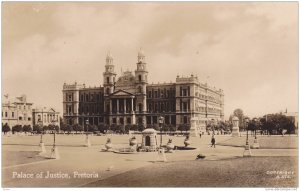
[85,119,91,147]
[253,118,260,149]
[50,119,59,159]
[38,119,44,146]
[38,119,46,155]
[158,116,164,148]
[245,117,249,146]
[243,117,251,157]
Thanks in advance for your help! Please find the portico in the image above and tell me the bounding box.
[107,90,136,125]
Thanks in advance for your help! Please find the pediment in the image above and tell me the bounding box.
[110,89,134,97]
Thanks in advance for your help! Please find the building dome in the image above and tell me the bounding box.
[142,128,157,134]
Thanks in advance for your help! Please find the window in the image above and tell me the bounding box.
[127,118,131,124]
[120,118,124,125]
[19,117,22,120]
[28,117,31,121]
[183,89,187,96]
[112,118,117,124]
[138,86,142,93]
[107,77,109,83]
[68,95,72,101]
[106,88,109,94]
[138,75,142,82]
[183,116,188,124]
[24,105,26,109]
[5,112,7,117]
[12,112,14,118]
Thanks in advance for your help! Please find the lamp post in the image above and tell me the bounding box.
[158,116,164,148]
[243,117,251,157]
[85,119,91,147]
[245,117,249,146]
[253,118,260,149]
[50,119,59,159]
[38,119,46,154]
[38,119,44,146]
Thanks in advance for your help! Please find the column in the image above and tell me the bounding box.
[131,98,134,113]
[117,99,119,113]
[124,99,127,113]
[109,99,112,114]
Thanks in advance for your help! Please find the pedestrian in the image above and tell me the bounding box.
[211,135,216,148]
[199,133,202,138]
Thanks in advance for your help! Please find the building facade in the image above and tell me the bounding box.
[32,107,60,127]
[2,94,33,127]
[2,94,60,129]
[62,50,224,131]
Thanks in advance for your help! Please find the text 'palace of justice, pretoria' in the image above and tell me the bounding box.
[62,49,224,132]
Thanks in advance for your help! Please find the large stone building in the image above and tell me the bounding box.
[32,107,60,127]
[2,94,33,127]
[62,50,224,131]
[2,94,60,128]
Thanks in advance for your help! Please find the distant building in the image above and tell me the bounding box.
[2,94,33,127]
[2,94,60,129]
[62,50,224,132]
[32,107,60,127]
[282,110,298,129]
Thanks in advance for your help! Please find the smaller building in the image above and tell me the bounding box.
[32,107,60,127]
[2,94,33,127]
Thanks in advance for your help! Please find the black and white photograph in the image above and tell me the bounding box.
[1,1,298,188]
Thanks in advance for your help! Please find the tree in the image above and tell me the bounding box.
[137,124,145,132]
[178,124,185,133]
[233,108,244,130]
[66,124,73,133]
[125,124,131,133]
[22,125,32,133]
[12,125,22,134]
[2,123,10,134]
[33,124,43,133]
[73,124,83,133]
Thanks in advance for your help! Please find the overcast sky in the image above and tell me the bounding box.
[2,2,298,119]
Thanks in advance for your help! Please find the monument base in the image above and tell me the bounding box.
[156,148,167,162]
[85,137,91,147]
[252,139,260,149]
[232,127,240,137]
[243,145,252,157]
[49,146,60,159]
[39,142,46,155]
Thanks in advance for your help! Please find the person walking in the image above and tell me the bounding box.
[211,135,216,148]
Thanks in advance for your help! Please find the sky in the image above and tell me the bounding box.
[2,2,298,119]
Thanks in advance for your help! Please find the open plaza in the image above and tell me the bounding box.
[2,132,298,187]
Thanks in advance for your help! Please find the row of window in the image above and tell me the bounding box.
[79,104,104,114]
[2,111,31,121]
[37,114,58,123]
[147,88,176,99]
[147,101,176,113]
[80,93,103,102]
